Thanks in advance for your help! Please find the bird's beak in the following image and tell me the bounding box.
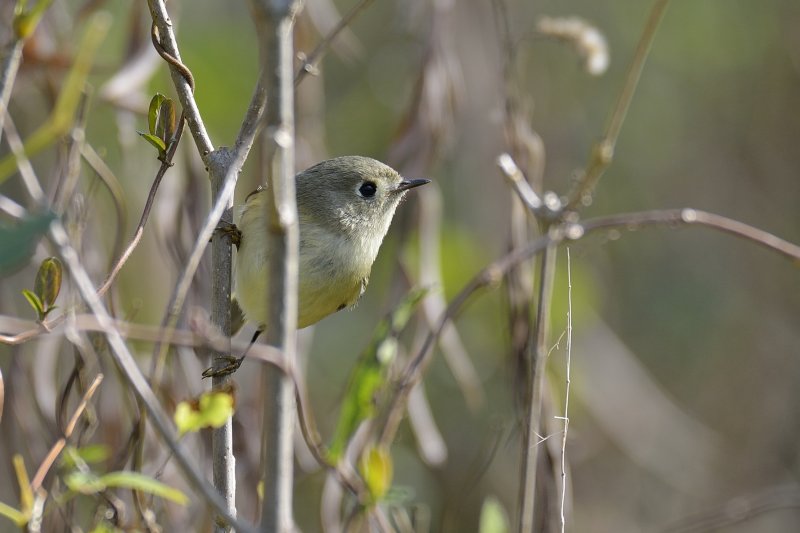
[394,178,431,193]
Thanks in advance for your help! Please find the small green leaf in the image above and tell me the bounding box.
[174,390,234,436]
[64,470,189,505]
[13,0,54,39]
[34,256,62,309]
[61,444,109,468]
[22,289,44,320]
[99,472,189,505]
[137,132,167,153]
[359,445,393,504]
[156,98,177,145]
[0,500,28,527]
[12,455,33,515]
[147,93,167,136]
[64,471,105,494]
[479,496,510,533]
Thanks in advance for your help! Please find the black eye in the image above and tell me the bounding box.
[358,181,377,198]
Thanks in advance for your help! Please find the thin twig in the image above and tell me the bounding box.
[559,248,573,532]
[30,374,104,491]
[377,207,800,447]
[564,0,672,210]
[47,220,255,532]
[96,113,186,298]
[295,0,377,87]
[519,243,557,533]
[0,38,24,148]
[146,0,213,158]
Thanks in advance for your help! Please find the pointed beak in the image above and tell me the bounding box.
[394,178,431,193]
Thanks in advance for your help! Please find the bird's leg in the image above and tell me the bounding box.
[213,218,242,248]
[202,327,263,378]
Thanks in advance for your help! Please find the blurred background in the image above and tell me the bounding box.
[1,0,799,531]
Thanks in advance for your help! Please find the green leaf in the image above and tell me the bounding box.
[137,132,167,153]
[61,444,109,468]
[34,256,62,309]
[22,289,44,320]
[147,93,167,136]
[0,500,27,527]
[0,211,56,276]
[327,287,428,461]
[359,445,393,504]
[13,0,54,39]
[12,455,33,516]
[156,98,177,145]
[64,471,105,494]
[64,470,189,505]
[479,496,510,533]
[99,472,189,505]
[174,390,234,436]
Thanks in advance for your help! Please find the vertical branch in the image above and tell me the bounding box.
[251,0,300,530]
[210,166,236,531]
[519,244,557,533]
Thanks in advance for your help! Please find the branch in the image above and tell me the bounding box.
[250,1,301,531]
[377,207,800,446]
[146,0,213,157]
[47,220,255,533]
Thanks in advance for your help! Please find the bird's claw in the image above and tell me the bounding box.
[202,355,245,379]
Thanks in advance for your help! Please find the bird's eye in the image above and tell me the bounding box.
[358,181,377,198]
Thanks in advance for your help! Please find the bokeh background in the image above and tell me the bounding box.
[1,0,799,531]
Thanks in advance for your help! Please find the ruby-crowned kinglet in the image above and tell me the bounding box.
[235,155,429,333]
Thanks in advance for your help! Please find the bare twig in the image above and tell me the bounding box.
[295,0,377,86]
[519,243,557,533]
[47,220,254,532]
[96,113,186,298]
[146,0,213,158]
[0,38,24,148]
[30,373,104,491]
[377,207,800,447]
[564,0,672,210]
[250,1,301,530]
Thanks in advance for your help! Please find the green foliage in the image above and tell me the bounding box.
[64,471,189,505]
[60,445,110,468]
[0,12,111,183]
[22,257,63,321]
[174,390,235,436]
[327,287,428,462]
[0,455,34,527]
[137,93,179,162]
[479,496,510,533]
[359,445,393,504]
[0,212,55,276]
[13,0,53,39]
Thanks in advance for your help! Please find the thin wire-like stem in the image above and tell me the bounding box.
[559,248,573,532]
[96,114,186,298]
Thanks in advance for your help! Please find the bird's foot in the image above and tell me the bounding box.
[213,219,241,248]
[202,355,245,379]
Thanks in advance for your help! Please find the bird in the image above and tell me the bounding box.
[204,156,429,377]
